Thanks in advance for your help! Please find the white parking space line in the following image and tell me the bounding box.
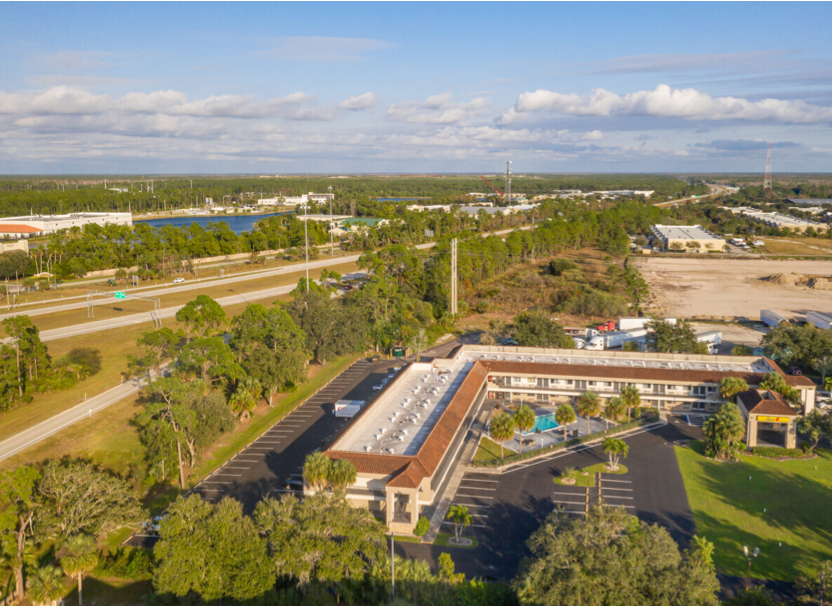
[221,466,250,470]
[607,504,636,509]
[552,492,586,498]
[455,494,494,500]
[600,494,633,500]
[245,447,275,450]
[600,487,633,492]
[201,480,234,484]
[601,479,632,484]
[212,473,243,477]
[453,503,490,510]
[196,487,223,491]
[550,500,587,506]
[234,459,260,463]
[461,478,500,484]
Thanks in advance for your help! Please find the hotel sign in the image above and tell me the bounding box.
[757,416,790,423]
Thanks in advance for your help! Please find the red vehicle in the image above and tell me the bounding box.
[789,367,802,376]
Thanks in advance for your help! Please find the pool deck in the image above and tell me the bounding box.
[503,415,611,453]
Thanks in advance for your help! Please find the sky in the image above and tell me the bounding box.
[1,2,832,175]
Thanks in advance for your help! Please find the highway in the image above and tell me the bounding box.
[0,226,531,460]
[0,368,165,463]
[653,184,727,208]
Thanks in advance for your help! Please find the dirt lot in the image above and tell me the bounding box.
[633,257,832,321]
[689,322,768,354]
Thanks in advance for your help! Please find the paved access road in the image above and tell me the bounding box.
[0,368,166,462]
[398,421,700,581]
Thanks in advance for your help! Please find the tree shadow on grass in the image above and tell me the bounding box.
[65,577,153,606]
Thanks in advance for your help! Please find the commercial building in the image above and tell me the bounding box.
[324,345,816,531]
[257,192,334,206]
[651,224,724,252]
[0,240,28,254]
[406,204,452,213]
[0,213,132,239]
[742,211,828,233]
[737,389,801,449]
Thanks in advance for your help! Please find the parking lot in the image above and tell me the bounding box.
[191,356,408,512]
[399,421,701,580]
[126,356,407,546]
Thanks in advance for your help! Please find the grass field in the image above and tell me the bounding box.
[474,436,513,462]
[675,441,832,581]
[758,236,832,256]
[0,296,289,441]
[555,463,628,488]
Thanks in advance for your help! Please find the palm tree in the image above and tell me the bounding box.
[718,377,748,400]
[513,405,536,453]
[398,558,433,605]
[229,377,261,421]
[60,534,99,606]
[303,451,332,492]
[447,505,472,544]
[489,412,516,459]
[576,391,601,435]
[620,385,641,422]
[328,459,357,492]
[555,403,576,439]
[27,565,65,606]
[603,396,626,423]
[602,437,629,471]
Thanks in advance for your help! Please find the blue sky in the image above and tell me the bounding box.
[2,2,832,174]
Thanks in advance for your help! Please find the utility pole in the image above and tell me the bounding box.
[450,238,458,315]
[505,160,512,206]
[391,535,395,600]
[328,186,334,257]
[304,201,310,293]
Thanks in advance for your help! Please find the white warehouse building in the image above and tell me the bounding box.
[0,213,132,239]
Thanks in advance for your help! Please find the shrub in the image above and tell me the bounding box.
[549,258,577,276]
[749,447,809,459]
[413,516,430,537]
[94,547,152,581]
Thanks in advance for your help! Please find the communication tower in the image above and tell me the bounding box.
[763,142,772,190]
[505,161,512,205]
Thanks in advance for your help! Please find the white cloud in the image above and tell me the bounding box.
[257,37,391,62]
[338,92,377,110]
[386,93,490,124]
[503,84,832,124]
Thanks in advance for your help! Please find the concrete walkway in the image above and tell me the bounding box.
[0,367,166,462]
[423,399,493,543]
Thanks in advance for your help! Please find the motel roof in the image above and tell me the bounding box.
[737,390,800,416]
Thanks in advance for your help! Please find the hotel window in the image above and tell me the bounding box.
[537,393,549,402]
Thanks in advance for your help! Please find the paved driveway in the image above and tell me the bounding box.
[399,422,701,580]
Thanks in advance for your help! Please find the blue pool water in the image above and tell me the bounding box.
[521,413,559,435]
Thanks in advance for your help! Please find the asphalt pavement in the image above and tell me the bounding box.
[398,421,700,581]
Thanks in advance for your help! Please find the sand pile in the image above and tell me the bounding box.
[763,273,832,289]
[764,273,798,286]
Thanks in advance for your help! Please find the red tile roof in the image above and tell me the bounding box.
[0,224,43,233]
[737,390,799,416]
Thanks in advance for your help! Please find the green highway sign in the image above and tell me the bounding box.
[114,291,126,300]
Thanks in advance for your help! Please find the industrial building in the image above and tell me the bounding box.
[651,224,724,252]
[742,211,828,233]
[0,213,132,239]
[257,192,335,206]
[324,345,816,532]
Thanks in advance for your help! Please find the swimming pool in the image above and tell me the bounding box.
[521,413,559,435]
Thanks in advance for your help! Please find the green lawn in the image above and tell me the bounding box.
[474,436,514,462]
[675,441,832,581]
[555,463,628,488]
[435,532,479,549]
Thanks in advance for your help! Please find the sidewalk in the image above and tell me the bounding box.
[422,399,493,543]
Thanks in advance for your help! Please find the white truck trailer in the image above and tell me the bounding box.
[695,331,722,354]
[618,317,676,331]
[586,328,647,350]
[760,310,788,328]
[807,311,832,330]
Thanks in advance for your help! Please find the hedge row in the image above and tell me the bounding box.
[748,446,812,459]
[472,413,660,468]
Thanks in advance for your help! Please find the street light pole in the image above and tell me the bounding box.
[743,546,759,591]
[391,534,395,600]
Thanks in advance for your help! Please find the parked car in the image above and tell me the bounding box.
[341,284,352,290]
[283,476,304,491]
[818,391,832,400]
[789,367,802,376]
[173,277,185,284]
